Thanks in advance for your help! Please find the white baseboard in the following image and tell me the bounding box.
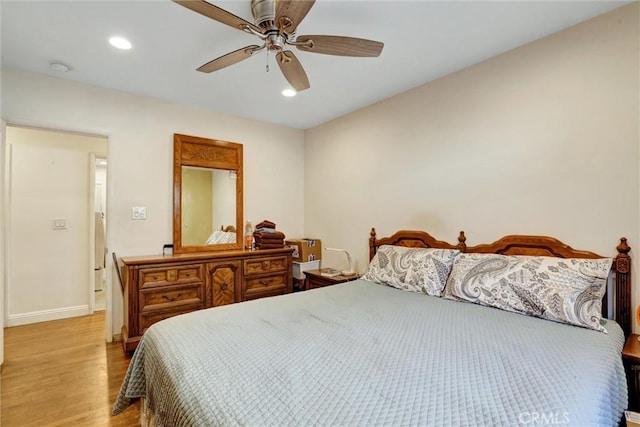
[7,305,90,327]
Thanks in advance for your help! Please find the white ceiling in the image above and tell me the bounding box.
[0,0,629,130]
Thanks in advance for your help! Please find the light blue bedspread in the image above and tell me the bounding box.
[114,279,627,426]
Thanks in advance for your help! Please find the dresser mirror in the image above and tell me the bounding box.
[173,133,243,253]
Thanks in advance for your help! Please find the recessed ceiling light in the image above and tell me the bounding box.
[282,89,296,97]
[109,36,132,50]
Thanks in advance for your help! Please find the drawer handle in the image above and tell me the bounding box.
[153,275,159,280]
[162,292,182,302]
[258,279,273,287]
[220,282,229,290]
[185,272,191,277]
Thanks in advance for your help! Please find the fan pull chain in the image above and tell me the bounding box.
[266,51,270,73]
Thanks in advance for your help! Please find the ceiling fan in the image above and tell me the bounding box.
[173,0,384,92]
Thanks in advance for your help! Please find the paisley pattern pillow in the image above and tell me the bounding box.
[444,253,613,332]
[361,245,460,296]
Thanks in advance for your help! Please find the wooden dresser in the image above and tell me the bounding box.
[120,247,293,352]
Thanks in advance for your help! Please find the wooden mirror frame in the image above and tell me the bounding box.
[173,133,243,253]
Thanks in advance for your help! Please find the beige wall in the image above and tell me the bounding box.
[0,69,305,337]
[95,162,107,216]
[211,168,237,233]
[305,2,640,322]
[1,3,637,336]
[181,167,213,246]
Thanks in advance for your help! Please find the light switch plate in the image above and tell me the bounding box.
[132,206,147,220]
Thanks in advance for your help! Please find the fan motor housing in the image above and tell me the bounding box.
[251,0,275,29]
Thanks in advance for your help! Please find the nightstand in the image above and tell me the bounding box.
[623,334,640,411]
[304,269,359,290]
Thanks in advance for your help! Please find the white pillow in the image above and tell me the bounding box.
[204,230,236,245]
[361,245,460,296]
[444,252,612,332]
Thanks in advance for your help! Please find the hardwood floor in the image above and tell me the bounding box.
[1,312,141,426]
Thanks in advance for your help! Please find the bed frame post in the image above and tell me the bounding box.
[457,231,467,252]
[614,237,632,337]
[369,228,378,260]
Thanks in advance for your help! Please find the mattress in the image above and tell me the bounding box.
[113,279,627,426]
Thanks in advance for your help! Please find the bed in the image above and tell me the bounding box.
[204,225,237,245]
[113,228,632,426]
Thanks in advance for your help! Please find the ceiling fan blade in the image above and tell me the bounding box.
[296,35,384,57]
[173,0,262,34]
[276,51,310,92]
[275,0,315,34]
[197,45,261,73]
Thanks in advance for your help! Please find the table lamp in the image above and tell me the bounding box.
[325,247,355,275]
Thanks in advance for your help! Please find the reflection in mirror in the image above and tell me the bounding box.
[173,133,243,253]
[181,166,237,246]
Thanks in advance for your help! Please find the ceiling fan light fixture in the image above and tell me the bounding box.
[109,36,132,50]
[172,0,384,91]
[282,88,296,97]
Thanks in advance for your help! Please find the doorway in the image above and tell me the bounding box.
[5,126,107,326]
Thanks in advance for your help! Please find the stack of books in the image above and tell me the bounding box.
[320,268,342,277]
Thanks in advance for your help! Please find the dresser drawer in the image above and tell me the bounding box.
[139,282,205,310]
[139,304,201,333]
[243,273,288,299]
[139,264,203,288]
[244,256,288,276]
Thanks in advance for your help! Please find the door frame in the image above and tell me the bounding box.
[88,153,98,314]
[2,123,111,342]
[1,119,6,366]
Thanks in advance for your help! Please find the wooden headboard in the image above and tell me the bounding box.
[369,228,632,337]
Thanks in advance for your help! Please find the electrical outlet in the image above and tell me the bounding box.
[52,219,67,230]
[132,206,147,220]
